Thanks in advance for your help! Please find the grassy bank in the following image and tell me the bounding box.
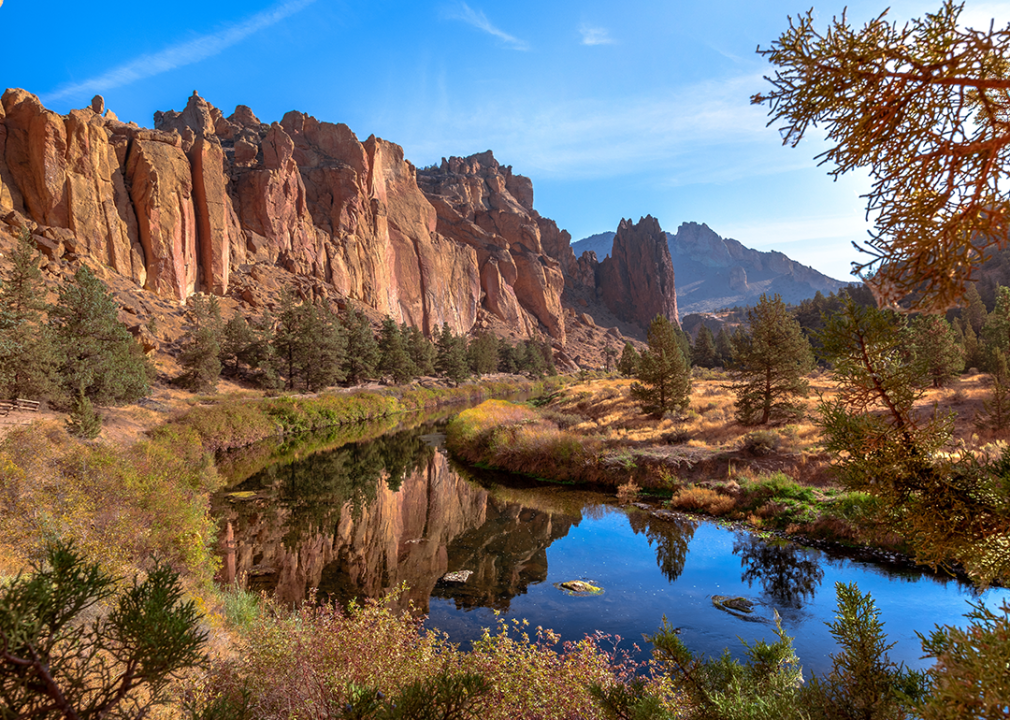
[0,377,555,582]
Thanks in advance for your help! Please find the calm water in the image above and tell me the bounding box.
[214,420,1010,676]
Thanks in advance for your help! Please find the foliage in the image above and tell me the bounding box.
[728,294,814,425]
[406,325,437,377]
[436,324,470,386]
[0,228,58,400]
[272,290,347,391]
[908,314,964,388]
[177,295,223,392]
[377,317,417,385]
[467,332,498,377]
[617,342,641,377]
[344,307,381,385]
[692,326,718,369]
[50,266,152,406]
[66,390,102,440]
[802,583,926,720]
[754,1,1010,310]
[917,600,1010,719]
[818,298,1010,585]
[0,541,206,720]
[631,315,692,418]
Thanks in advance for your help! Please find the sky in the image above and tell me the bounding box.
[3,0,1010,282]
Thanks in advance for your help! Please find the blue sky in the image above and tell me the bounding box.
[3,0,1009,281]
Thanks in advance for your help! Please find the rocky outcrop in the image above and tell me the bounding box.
[596,216,679,328]
[418,152,566,342]
[1,90,588,340]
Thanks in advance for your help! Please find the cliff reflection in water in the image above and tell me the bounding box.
[215,426,580,612]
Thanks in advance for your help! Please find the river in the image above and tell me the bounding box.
[213,417,1010,677]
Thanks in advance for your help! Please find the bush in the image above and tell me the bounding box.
[742,429,780,456]
[0,541,206,720]
[668,486,737,516]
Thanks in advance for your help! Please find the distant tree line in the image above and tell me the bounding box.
[177,289,556,393]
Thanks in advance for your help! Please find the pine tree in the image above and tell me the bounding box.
[630,315,692,418]
[977,352,1010,432]
[219,314,257,377]
[0,229,58,399]
[617,342,640,377]
[981,286,1010,375]
[965,283,987,335]
[909,314,964,388]
[714,327,734,367]
[378,317,417,384]
[603,345,618,373]
[436,323,469,385]
[728,294,814,425]
[176,295,223,392]
[692,326,718,369]
[343,307,380,385]
[50,266,152,406]
[66,390,102,440]
[299,303,347,391]
[467,332,499,377]
[405,325,437,377]
[497,340,520,374]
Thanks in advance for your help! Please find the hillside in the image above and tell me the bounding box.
[573,221,852,314]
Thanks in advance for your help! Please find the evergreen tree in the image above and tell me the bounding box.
[219,313,257,377]
[66,390,102,440]
[0,228,58,399]
[714,326,735,367]
[728,294,814,425]
[299,303,347,391]
[909,314,964,388]
[378,317,417,384]
[965,282,988,335]
[603,345,618,373]
[631,315,692,418]
[617,342,640,377]
[50,266,152,406]
[468,332,499,377]
[981,286,1010,375]
[497,340,520,374]
[405,325,437,377]
[436,323,469,385]
[343,307,380,385]
[977,352,1010,432]
[176,295,222,392]
[692,326,718,369]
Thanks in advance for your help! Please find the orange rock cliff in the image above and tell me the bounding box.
[0,89,679,347]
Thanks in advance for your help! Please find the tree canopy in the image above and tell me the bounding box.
[754,1,1010,310]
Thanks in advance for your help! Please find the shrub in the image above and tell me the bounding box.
[668,486,737,516]
[0,541,206,720]
[742,429,780,456]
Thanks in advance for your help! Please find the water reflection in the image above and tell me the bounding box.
[733,534,825,608]
[627,511,697,582]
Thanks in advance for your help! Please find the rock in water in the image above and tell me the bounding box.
[712,595,755,613]
[555,580,604,595]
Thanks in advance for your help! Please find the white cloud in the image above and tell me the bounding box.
[443,3,529,50]
[579,24,614,46]
[44,0,317,103]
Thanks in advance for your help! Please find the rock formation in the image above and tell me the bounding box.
[596,216,679,328]
[572,221,850,315]
[0,90,585,341]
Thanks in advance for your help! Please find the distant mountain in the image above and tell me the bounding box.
[572,222,852,314]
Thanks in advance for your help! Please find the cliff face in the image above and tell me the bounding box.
[596,216,679,328]
[417,152,567,342]
[0,90,582,340]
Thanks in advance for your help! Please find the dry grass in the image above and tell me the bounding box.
[668,486,736,516]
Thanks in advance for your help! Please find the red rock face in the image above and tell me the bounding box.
[0,89,647,347]
[417,151,566,342]
[597,215,679,328]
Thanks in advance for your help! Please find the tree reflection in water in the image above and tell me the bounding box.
[733,534,824,608]
[627,511,697,582]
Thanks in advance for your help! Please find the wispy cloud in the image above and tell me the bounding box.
[443,3,528,50]
[44,0,317,103]
[579,24,614,46]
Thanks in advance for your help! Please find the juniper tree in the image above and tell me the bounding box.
[0,542,206,720]
[0,228,58,399]
[467,332,498,377]
[728,294,814,425]
[819,299,1010,586]
[754,1,1010,310]
[617,342,640,377]
[343,307,380,385]
[50,266,152,406]
[378,317,417,384]
[406,325,437,377]
[909,314,964,388]
[692,325,718,369]
[714,327,734,367]
[964,283,988,335]
[436,323,469,385]
[631,315,691,418]
[219,313,257,377]
[603,345,618,373]
[176,294,223,392]
[298,302,347,391]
